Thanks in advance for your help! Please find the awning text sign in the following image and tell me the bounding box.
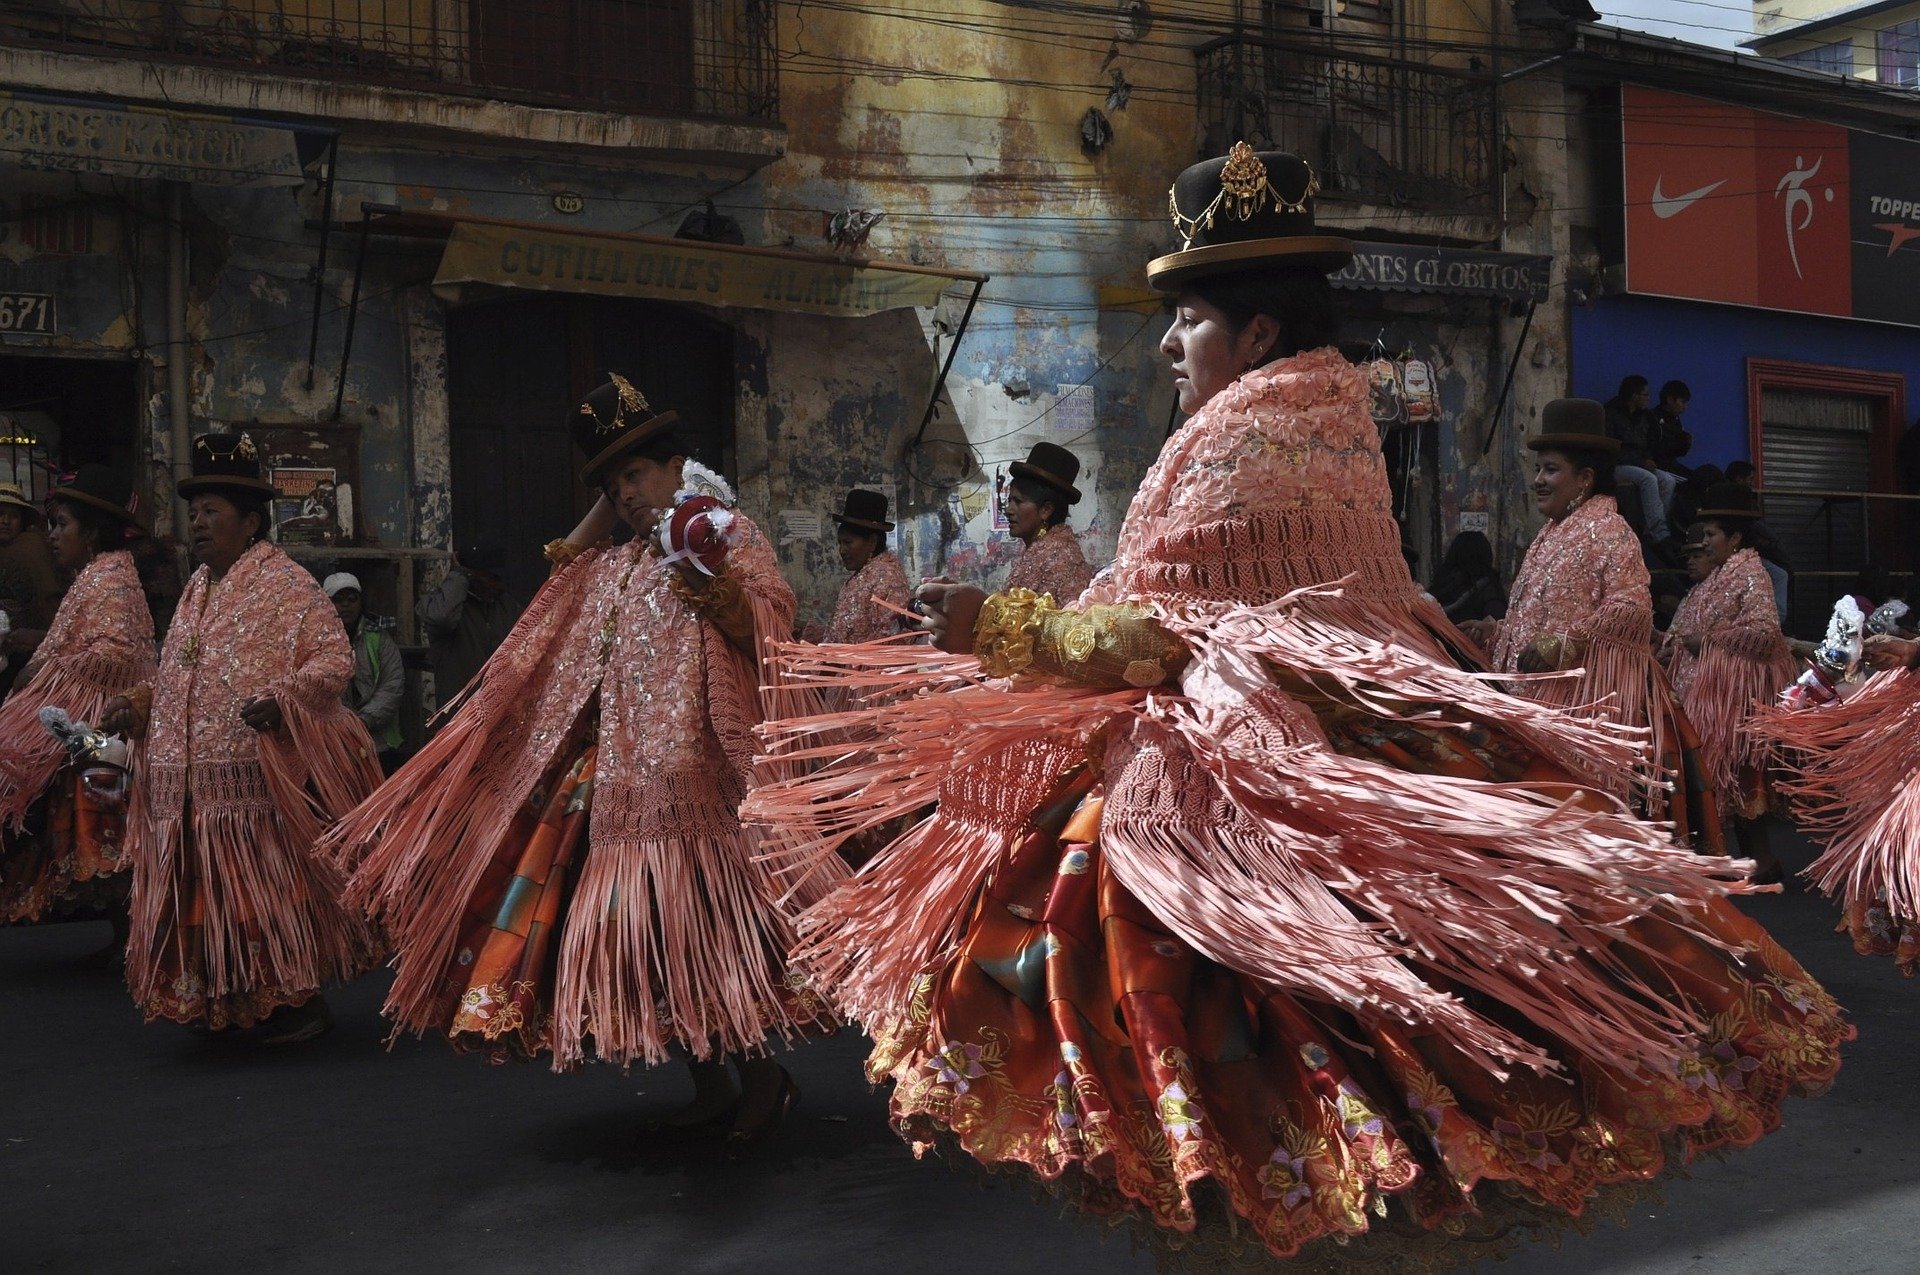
[1622,85,1920,328]
[433,220,957,318]
[1332,244,1551,304]
[0,93,306,187]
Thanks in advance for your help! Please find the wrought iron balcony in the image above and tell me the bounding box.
[1196,35,1497,215]
[4,0,779,124]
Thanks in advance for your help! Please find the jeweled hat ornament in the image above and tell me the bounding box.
[178,432,279,499]
[1146,142,1355,291]
[831,489,894,532]
[1526,399,1621,457]
[1008,441,1083,505]
[572,372,681,485]
[49,464,149,533]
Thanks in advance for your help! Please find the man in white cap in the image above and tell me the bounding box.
[324,571,405,773]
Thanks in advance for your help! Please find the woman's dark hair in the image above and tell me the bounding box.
[1702,515,1752,550]
[1007,474,1071,527]
[1188,267,1338,363]
[230,492,274,543]
[49,497,131,555]
[1612,374,1649,402]
[1437,530,1495,583]
[1540,444,1617,498]
[841,524,886,555]
[598,431,688,490]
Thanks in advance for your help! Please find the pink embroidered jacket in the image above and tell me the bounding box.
[1006,524,1095,605]
[823,551,911,644]
[1663,547,1797,810]
[0,550,156,826]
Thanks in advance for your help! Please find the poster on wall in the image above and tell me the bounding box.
[244,424,359,546]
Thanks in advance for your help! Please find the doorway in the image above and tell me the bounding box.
[445,294,736,600]
[0,350,143,495]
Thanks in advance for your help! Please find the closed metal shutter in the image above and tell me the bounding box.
[1758,387,1873,636]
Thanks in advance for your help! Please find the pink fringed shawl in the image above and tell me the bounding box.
[750,349,1757,1082]
[1006,523,1095,603]
[1490,496,1668,808]
[823,551,911,644]
[1663,548,1797,812]
[126,540,382,1011]
[327,514,842,1067]
[0,550,155,828]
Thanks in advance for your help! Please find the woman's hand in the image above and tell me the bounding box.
[1458,618,1498,649]
[1681,633,1703,656]
[239,695,284,733]
[1863,634,1920,672]
[1515,643,1552,674]
[916,578,988,655]
[99,695,140,737]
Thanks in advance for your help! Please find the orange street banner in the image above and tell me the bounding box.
[432,220,958,318]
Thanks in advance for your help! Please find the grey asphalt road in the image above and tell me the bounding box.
[2,829,1915,1274]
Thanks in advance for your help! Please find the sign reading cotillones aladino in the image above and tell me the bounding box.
[1331,243,1553,305]
[432,220,959,319]
[0,92,306,187]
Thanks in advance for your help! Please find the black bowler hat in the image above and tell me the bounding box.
[178,432,279,500]
[572,373,681,485]
[1147,143,1355,291]
[1699,481,1762,522]
[1526,399,1621,456]
[49,464,148,533]
[1009,442,1082,505]
[832,488,893,532]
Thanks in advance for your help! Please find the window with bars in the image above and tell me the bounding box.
[1777,39,1856,77]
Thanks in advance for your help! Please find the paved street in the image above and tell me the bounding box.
[4,830,1917,1274]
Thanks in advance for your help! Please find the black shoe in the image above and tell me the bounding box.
[254,996,333,1046]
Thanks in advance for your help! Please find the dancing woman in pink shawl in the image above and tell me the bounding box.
[1001,442,1095,603]
[326,375,838,1145]
[0,467,156,931]
[1462,406,1723,852]
[1661,486,1799,881]
[746,146,1847,1266]
[1757,631,1920,968]
[821,489,910,644]
[101,435,383,1044]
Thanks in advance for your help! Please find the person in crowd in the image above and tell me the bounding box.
[1756,630,1920,968]
[1428,529,1505,623]
[819,489,911,644]
[1649,379,1694,476]
[1660,484,1799,883]
[1745,514,1792,625]
[324,572,405,774]
[0,466,156,947]
[1001,442,1095,602]
[324,374,839,1146]
[1603,375,1678,544]
[745,145,1846,1267]
[421,541,523,708]
[0,481,63,695]
[1671,461,1722,532]
[99,433,382,1045]
[1462,406,1721,849]
[1725,459,1756,491]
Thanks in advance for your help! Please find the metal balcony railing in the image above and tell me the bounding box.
[1195,34,1497,215]
[4,0,779,124]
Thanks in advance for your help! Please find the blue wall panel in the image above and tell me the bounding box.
[1572,293,1920,470]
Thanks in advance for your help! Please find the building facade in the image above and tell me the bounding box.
[1748,0,1920,84]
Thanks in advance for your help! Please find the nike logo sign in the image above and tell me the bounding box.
[1877,222,1920,256]
[1652,177,1729,219]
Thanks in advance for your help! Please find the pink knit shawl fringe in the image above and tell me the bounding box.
[0,658,136,829]
[750,585,1758,1081]
[1757,671,1920,925]
[1687,644,1797,812]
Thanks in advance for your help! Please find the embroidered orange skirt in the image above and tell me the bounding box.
[0,768,129,924]
[871,730,1850,1266]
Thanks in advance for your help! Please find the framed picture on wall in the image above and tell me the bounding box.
[239,423,361,546]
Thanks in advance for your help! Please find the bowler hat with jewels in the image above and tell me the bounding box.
[1698,481,1761,522]
[1526,399,1621,457]
[831,488,894,532]
[178,432,279,500]
[49,464,149,533]
[572,372,681,486]
[0,482,41,526]
[1009,442,1083,505]
[1147,143,1355,291]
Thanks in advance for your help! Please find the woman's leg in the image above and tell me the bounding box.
[655,1056,740,1129]
[727,1051,798,1147]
